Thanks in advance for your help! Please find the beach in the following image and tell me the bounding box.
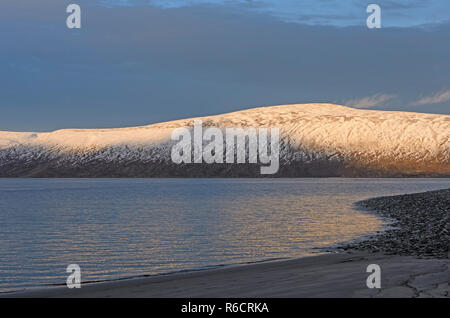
[2,187,448,298]
[2,251,448,298]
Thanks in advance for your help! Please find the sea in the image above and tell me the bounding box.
[0,178,449,292]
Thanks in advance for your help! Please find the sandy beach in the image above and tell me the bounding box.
[2,251,448,298]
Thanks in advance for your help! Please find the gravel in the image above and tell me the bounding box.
[340,188,449,259]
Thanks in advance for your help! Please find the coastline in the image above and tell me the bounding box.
[340,188,450,259]
[2,188,449,298]
[2,251,448,298]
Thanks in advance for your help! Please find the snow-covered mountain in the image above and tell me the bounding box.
[0,103,449,177]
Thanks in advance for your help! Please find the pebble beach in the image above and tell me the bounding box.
[342,188,449,259]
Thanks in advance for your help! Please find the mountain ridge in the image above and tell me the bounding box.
[0,103,449,177]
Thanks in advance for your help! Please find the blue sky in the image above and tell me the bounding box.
[96,0,450,27]
[0,0,449,131]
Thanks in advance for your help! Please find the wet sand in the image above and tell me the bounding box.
[2,251,448,298]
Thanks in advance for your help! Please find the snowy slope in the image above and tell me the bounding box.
[0,103,449,177]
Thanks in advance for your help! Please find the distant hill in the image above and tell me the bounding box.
[0,103,449,177]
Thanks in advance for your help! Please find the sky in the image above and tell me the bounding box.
[0,0,449,131]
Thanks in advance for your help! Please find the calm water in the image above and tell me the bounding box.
[0,178,449,292]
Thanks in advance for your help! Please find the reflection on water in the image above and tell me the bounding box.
[0,178,449,291]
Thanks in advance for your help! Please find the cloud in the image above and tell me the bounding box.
[411,89,450,106]
[344,93,396,109]
[91,0,450,27]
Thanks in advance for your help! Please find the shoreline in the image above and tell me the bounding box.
[340,188,450,259]
[3,251,448,298]
[0,255,296,295]
[2,187,449,298]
